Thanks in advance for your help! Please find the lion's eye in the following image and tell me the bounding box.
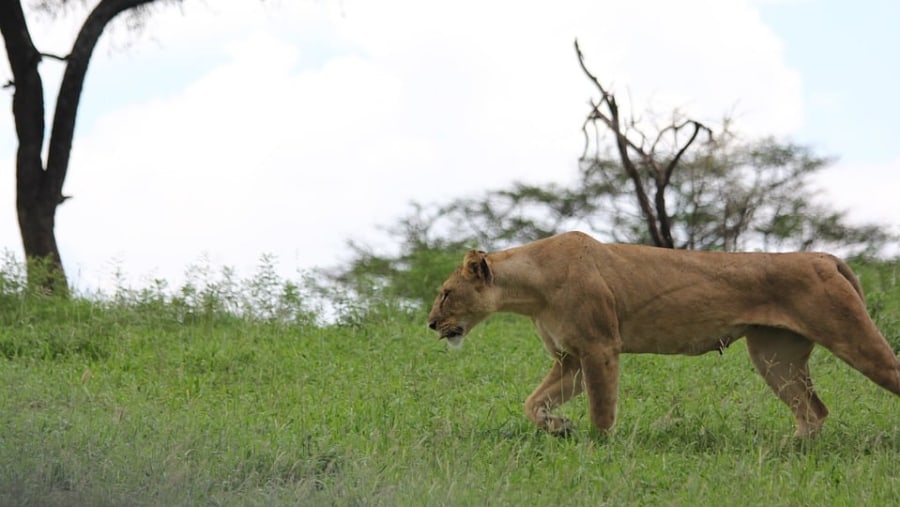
[440,290,450,304]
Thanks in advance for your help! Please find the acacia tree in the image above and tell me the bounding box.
[1,0,171,292]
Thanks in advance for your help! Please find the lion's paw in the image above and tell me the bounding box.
[544,416,574,436]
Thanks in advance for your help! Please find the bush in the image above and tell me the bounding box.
[326,242,466,323]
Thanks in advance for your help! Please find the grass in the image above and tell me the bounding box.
[0,259,899,506]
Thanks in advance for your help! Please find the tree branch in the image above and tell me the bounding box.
[650,120,711,248]
[45,0,161,202]
[662,120,711,187]
[40,51,68,61]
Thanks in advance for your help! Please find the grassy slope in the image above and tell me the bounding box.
[1,266,899,506]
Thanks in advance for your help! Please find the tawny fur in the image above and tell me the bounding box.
[427,231,900,437]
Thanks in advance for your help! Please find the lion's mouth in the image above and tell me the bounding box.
[439,327,464,341]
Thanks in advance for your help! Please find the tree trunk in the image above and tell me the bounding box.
[0,0,64,292]
[18,186,68,293]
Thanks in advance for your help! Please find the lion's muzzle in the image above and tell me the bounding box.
[428,318,464,342]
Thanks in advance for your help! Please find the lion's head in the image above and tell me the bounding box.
[427,250,495,347]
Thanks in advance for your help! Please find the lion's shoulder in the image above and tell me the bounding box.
[526,231,604,255]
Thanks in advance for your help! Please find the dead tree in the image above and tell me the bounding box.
[574,39,711,248]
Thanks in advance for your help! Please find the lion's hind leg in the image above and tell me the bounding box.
[746,326,828,438]
[525,353,584,435]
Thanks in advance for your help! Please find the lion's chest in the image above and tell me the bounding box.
[532,318,575,356]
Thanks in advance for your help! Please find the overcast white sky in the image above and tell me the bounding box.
[1,0,898,291]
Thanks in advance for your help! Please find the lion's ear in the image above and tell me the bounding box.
[463,250,493,285]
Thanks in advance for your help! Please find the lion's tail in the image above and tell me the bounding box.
[835,259,866,301]
[832,257,900,396]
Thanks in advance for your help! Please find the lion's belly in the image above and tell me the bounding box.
[621,325,747,355]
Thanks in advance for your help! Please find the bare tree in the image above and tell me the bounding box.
[574,39,712,249]
[1,0,170,292]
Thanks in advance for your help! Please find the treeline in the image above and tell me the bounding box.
[330,43,896,314]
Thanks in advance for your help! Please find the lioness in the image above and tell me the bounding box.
[427,231,900,437]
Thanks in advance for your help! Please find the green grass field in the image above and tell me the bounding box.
[1,260,898,506]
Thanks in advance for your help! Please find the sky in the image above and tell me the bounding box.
[1,0,898,292]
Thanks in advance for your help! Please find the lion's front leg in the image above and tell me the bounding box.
[580,345,620,433]
[524,353,583,435]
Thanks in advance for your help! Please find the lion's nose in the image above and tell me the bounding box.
[428,319,438,330]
